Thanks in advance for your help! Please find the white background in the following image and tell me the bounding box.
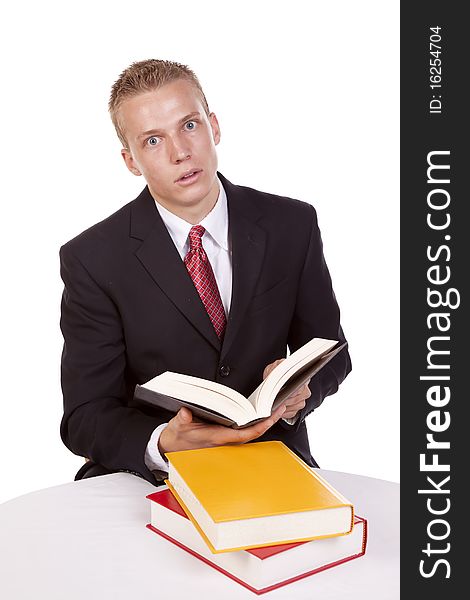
[0,0,399,504]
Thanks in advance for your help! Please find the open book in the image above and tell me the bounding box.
[134,337,346,428]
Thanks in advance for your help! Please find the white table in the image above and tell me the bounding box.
[0,470,399,599]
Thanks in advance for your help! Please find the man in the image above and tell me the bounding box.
[60,59,351,484]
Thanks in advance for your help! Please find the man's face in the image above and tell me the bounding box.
[119,79,221,221]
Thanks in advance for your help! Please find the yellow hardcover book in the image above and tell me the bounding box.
[165,441,354,553]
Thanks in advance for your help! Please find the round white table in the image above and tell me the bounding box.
[0,470,399,599]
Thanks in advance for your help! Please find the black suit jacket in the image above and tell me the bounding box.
[60,173,351,483]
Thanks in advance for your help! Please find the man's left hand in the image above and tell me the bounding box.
[263,359,312,420]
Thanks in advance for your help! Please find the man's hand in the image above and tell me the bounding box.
[158,403,286,456]
[263,359,312,420]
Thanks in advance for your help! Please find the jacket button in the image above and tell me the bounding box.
[219,365,230,377]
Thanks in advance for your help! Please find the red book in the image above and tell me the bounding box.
[147,488,367,595]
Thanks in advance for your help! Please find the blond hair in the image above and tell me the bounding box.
[109,59,210,147]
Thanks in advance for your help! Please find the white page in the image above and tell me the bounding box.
[146,372,257,423]
[247,338,338,415]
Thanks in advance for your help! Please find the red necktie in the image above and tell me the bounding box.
[184,225,227,339]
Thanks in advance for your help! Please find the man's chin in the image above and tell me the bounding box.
[151,185,216,218]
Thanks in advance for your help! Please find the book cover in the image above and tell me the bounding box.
[165,441,354,553]
[147,487,367,595]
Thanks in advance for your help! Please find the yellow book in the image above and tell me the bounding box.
[165,441,354,554]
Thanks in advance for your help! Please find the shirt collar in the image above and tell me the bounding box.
[153,177,229,253]
[199,181,229,250]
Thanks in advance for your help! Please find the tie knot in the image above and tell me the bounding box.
[188,225,205,250]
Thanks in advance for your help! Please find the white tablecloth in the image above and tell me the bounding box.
[0,470,399,599]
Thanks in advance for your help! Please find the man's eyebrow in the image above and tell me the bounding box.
[138,112,202,139]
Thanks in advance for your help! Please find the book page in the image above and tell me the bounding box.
[145,372,258,424]
[247,338,339,416]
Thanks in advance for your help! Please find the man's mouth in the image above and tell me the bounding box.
[176,169,202,183]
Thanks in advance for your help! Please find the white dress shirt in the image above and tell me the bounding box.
[144,178,232,473]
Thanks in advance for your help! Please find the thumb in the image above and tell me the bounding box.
[177,407,193,424]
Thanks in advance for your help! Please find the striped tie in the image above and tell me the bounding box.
[184,225,227,338]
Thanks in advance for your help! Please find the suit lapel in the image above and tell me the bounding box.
[220,175,267,361]
[130,187,221,351]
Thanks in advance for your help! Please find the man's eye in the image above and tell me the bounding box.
[185,121,196,130]
[147,136,160,146]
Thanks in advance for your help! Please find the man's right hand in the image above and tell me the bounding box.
[158,404,286,456]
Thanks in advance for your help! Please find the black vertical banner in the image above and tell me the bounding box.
[401,2,466,597]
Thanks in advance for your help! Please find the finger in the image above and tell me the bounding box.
[284,383,312,405]
[241,405,286,440]
[262,358,285,380]
[283,409,303,419]
[220,405,286,445]
[283,411,296,419]
[283,392,304,407]
[177,407,193,424]
[283,400,306,419]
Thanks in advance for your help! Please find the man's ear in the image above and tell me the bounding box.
[121,148,142,176]
[209,112,221,146]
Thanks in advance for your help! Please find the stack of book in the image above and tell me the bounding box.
[146,441,367,594]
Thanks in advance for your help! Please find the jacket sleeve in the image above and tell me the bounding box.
[285,204,352,428]
[59,243,163,483]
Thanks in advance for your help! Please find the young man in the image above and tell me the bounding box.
[60,59,351,483]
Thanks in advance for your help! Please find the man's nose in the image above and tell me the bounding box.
[168,135,191,164]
